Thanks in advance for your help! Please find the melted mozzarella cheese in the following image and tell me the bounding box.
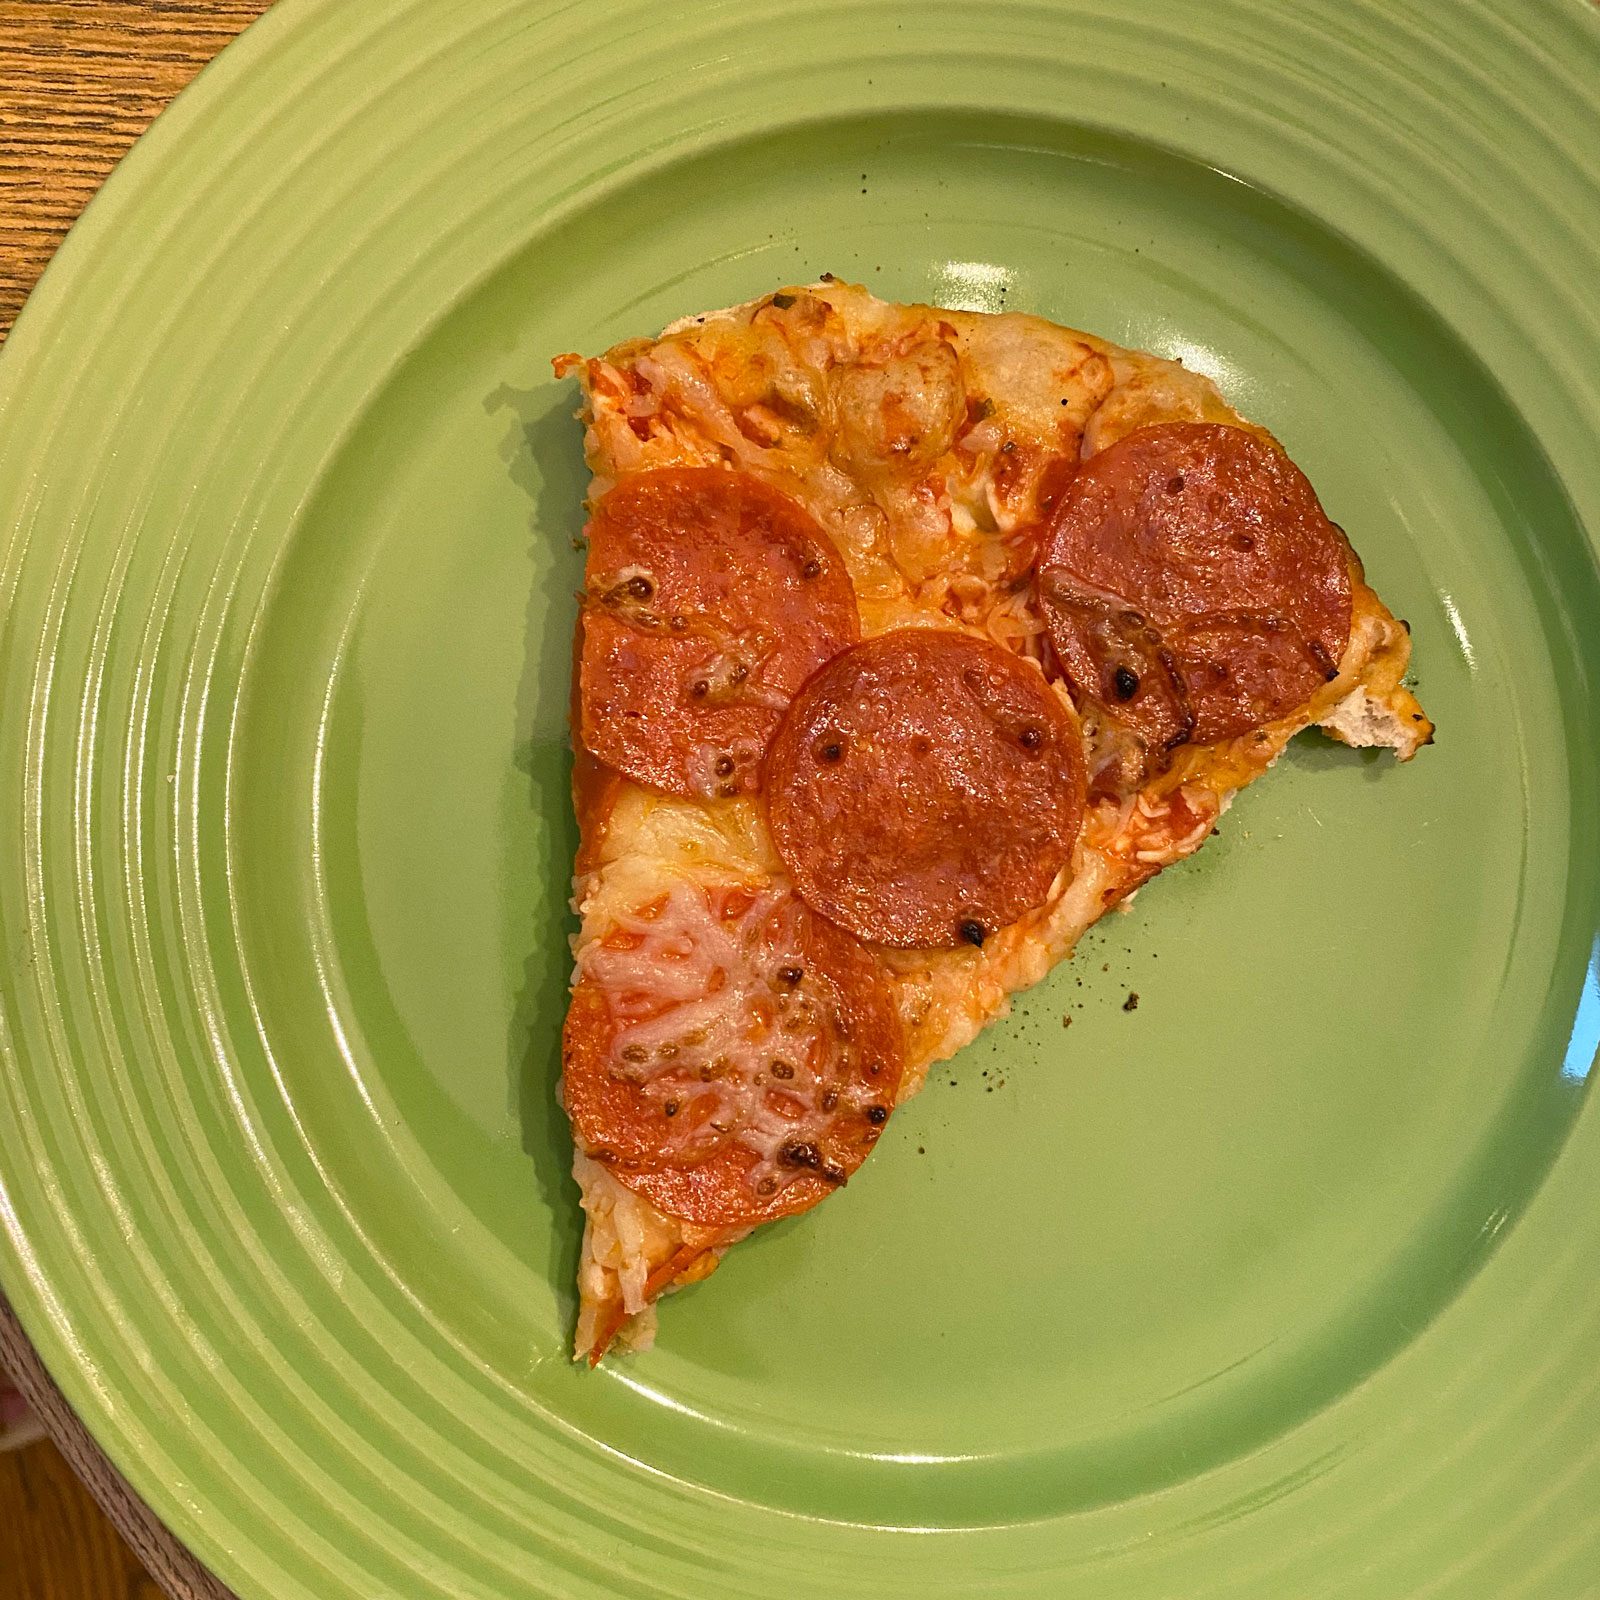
[578,883,829,1183]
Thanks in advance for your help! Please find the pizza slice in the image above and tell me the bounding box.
[554,280,1431,1362]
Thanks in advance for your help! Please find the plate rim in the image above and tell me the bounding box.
[2,1,1599,1595]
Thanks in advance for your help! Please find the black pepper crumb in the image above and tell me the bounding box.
[1101,963,1109,973]
[771,292,796,309]
[1123,992,1140,1012]
[918,1146,926,1155]
[1062,1014,1072,1028]
[959,920,987,947]
[1113,665,1140,701]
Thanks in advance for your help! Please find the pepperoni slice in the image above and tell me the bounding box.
[765,630,1086,949]
[1037,423,1352,757]
[562,880,903,1228]
[579,469,859,799]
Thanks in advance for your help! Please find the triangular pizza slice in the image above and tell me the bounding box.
[554,281,1431,1362]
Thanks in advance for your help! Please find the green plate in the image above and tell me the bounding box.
[3,1,1599,1594]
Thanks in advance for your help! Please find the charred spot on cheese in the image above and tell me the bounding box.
[592,566,662,624]
[1307,637,1340,681]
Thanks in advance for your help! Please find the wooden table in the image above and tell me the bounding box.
[1,1,273,339]
[1,11,273,1594]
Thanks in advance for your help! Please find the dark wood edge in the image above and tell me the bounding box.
[0,1292,239,1600]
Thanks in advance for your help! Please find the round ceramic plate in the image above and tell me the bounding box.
[3,2,1599,1595]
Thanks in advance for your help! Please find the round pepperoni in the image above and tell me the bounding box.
[579,468,859,799]
[1037,423,1352,757]
[764,630,1086,949]
[562,880,903,1229]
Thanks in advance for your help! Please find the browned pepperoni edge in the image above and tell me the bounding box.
[1037,422,1352,760]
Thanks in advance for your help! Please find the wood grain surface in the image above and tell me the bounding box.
[0,0,274,343]
[0,1435,166,1600]
[2,10,271,1593]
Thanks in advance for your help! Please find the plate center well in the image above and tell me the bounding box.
[228,113,1593,1523]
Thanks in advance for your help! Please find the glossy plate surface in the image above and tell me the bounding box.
[1,2,1598,1595]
